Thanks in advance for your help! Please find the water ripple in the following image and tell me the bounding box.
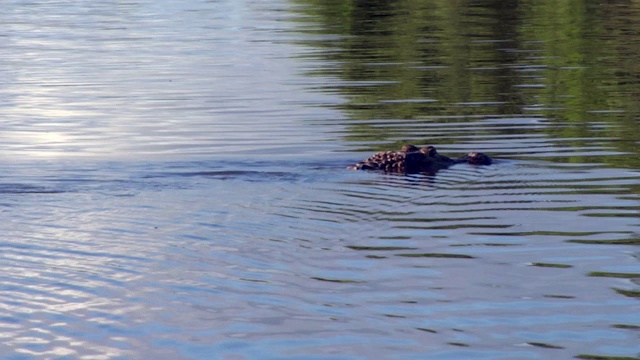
[1,0,639,358]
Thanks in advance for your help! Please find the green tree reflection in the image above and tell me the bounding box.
[290,0,640,167]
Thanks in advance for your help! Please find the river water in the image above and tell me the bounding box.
[0,0,639,359]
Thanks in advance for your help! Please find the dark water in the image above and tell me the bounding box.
[1,0,639,359]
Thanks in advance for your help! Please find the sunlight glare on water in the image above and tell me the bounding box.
[0,0,342,160]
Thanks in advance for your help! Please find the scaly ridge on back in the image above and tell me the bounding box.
[348,144,492,173]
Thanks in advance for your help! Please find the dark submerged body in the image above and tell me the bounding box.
[348,145,491,173]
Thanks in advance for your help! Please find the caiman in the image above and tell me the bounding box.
[348,144,491,173]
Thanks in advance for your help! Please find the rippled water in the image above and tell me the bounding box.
[1,0,639,359]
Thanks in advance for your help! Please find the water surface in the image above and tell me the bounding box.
[0,0,639,359]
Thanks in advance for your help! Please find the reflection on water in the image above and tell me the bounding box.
[0,0,342,159]
[293,0,640,169]
[1,0,639,359]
